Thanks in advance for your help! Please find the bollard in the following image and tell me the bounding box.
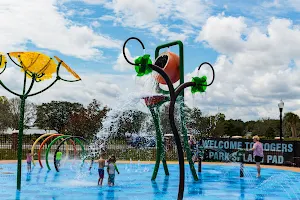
[240,162,244,177]
[198,158,202,173]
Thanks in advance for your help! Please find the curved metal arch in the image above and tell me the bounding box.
[54,136,86,172]
[31,133,57,166]
[45,135,72,170]
[45,135,86,170]
[38,134,77,168]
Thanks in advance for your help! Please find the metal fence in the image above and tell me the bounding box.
[1,134,300,167]
[0,134,178,161]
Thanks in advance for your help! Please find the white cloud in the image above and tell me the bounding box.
[288,0,300,11]
[0,65,155,109]
[187,16,300,120]
[196,15,247,55]
[113,48,135,72]
[99,15,116,21]
[260,0,300,12]
[91,21,101,28]
[82,0,106,4]
[92,15,300,120]
[262,0,281,8]
[0,0,121,60]
[94,0,211,42]
[64,8,94,16]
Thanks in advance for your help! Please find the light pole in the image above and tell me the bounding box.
[278,100,284,141]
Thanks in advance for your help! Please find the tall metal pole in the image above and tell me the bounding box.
[16,73,27,190]
[279,108,283,142]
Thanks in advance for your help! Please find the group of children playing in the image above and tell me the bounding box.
[89,153,120,186]
[26,150,119,186]
[26,150,63,173]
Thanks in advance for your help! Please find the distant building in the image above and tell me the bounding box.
[245,132,252,139]
[231,136,243,139]
[2,127,57,135]
[274,137,284,140]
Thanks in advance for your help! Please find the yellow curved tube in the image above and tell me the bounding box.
[31,133,69,166]
[31,133,54,166]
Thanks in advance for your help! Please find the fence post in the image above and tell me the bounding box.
[11,130,18,151]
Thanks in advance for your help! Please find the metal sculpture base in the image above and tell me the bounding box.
[143,96,198,181]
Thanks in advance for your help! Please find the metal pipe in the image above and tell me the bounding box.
[198,158,202,173]
[240,162,244,177]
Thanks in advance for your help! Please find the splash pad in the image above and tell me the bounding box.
[1,162,300,200]
[0,40,299,200]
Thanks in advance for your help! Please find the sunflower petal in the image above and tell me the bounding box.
[0,53,7,68]
[54,56,81,80]
[9,52,57,80]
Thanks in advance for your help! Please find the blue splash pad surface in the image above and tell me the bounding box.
[0,162,300,200]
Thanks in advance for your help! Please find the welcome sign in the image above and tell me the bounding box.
[198,139,297,165]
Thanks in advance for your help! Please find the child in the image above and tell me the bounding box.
[89,159,94,171]
[107,155,120,186]
[97,154,106,186]
[26,150,32,173]
[56,151,62,168]
[189,135,197,163]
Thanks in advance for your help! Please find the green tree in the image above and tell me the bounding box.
[66,99,110,138]
[284,112,300,138]
[159,103,179,135]
[224,119,245,137]
[159,103,194,136]
[265,126,276,139]
[186,107,204,134]
[6,97,36,130]
[115,109,148,138]
[211,113,226,137]
[0,96,10,131]
[244,120,256,133]
[35,101,83,133]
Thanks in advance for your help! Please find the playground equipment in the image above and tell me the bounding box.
[0,52,81,190]
[53,136,86,172]
[123,37,215,200]
[37,134,77,168]
[32,133,86,172]
[31,133,74,166]
[45,135,85,171]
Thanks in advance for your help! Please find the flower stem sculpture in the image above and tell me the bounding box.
[123,37,215,200]
[0,52,81,191]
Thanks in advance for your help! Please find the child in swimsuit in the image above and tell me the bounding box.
[97,154,106,186]
[26,150,32,173]
[89,159,94,171]
[56,151,62,168]
[107,155,119,186]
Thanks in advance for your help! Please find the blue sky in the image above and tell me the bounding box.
[51,0,299,75]
[0,0,300,121]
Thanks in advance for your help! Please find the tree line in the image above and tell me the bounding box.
[0,97,299,139]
